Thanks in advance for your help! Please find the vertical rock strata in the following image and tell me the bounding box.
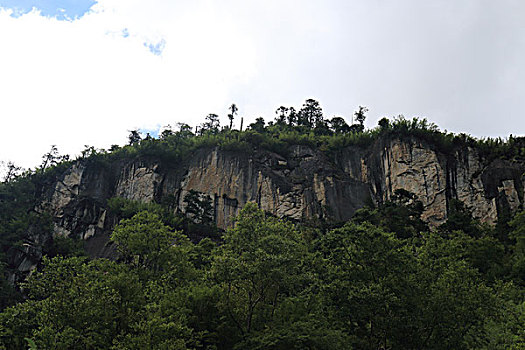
[35,138,525,261]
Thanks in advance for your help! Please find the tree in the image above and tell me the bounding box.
[249,117,266,133]
[40,145,60,171]
[318,222,415,349]
[160,125,174,139]
[413,232,498,349]
[352,190,427,239]
[354,106,368,126]
[317,221,497,349]
[229,104,238,129]
[348,123,364,133]
[298,99,323,128]
[378,117,390,130]
[0,257,145,349]
[287,107,297,126]
[274,106,288,125]
[183,189,214,226]
[0,263,18,310]
[509,210,525,283]
[439,199,481,238]
[329,117,350,134]
[80,145,97,159]
[128,129,142,145]
[201,114,220,135]
[211,203,309,338]
[109,144,120,152]
[111,211,178,272]
[164,123,194,140]
[1,161,23,183]
[177,122,193,134]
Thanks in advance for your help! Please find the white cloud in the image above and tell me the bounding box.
[1,0,525,169]
[0,1,258,168]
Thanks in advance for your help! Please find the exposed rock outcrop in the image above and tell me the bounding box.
[14,136,524,273]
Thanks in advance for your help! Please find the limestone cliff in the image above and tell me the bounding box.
[21,136,525,268]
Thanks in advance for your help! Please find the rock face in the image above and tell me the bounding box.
[20,137,525,267]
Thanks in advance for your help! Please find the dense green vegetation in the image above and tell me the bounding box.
[0,199,523,349]
[0,100,524,348]
[112,100,524,162]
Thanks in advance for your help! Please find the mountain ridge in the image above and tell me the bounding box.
[25,134,524,263]
[3,116,525,284]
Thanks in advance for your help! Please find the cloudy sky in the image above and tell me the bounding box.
[1,0,524,170]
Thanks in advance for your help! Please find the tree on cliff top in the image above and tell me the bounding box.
[201,113,220,135]
[128,130,142,145]
[354,106,368,126]
[228,103,238,130]
[298,98,323,128]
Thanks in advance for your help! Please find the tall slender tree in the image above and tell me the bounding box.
[354,106,368,126]
[40,145,60,171]
[275,106,289,125]
[229,103,238,129]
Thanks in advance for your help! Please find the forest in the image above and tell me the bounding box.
[0,100,524,349]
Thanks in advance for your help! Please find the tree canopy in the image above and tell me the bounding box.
[1,200,523,349]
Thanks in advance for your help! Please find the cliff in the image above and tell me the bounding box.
[10,136,525,277]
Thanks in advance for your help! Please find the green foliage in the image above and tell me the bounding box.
[211,203,309,336]
[0,178,38,258]
[329,116,351,134]
[228,103,238,130]
[110,278,194,350]
[182,190,218,238]
[509,210,525,285]
[297,98,323,128]
[128,130,142,145]
[439,199,482,237]
[0,300,40,349]
[0,175,57,309]
[317,222,505,349]
[107,197,183,230]
[44,236,86,258]
[0,264,19,310]
[183,190,214,226]
[352,189,428,239]
[1,257,145,349]
[107,197,160,219]
[111,211,182,272]
[25,338,37,350]
[238,315,351,350]
[317,222,416,349]
[1,201,524,349]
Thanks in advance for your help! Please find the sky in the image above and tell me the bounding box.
[1,0,525,171]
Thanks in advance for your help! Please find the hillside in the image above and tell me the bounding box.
[0,110,524,349]
[5,115,525,272]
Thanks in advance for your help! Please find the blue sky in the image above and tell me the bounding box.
[0,0,96,19]
[1,0,525,173]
